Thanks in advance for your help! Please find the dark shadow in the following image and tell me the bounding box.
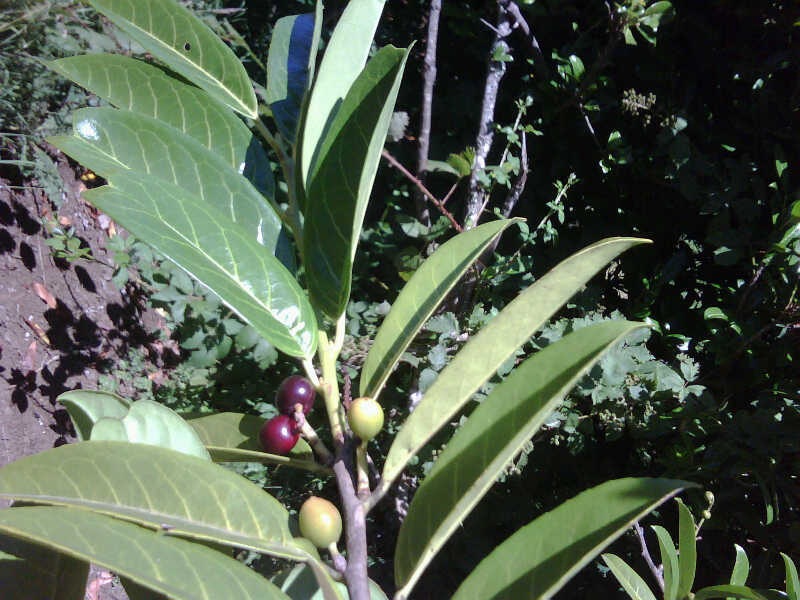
[0,227,14,254]
[74,264,97,293]
[8,369,36,413]
[12,200,39,235]
[19,241,35,270]
[0,200,13,225]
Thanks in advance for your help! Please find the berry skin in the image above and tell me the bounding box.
[259,415,300,455]
[298,496,342,549]
[348,397,384,442]
[276,375,316,415]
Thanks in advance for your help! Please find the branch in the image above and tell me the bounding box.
[634,521,664,592]
[382,149,463,232]
[414,0,443,227]
[504,1,549,81]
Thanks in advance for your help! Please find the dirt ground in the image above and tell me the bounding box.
[0,151,165,598]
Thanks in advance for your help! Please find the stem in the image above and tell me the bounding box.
[333,450,370,600]
[634,521,664,592]
[297,416,334,465]
[356,444,370,500]
[318,329,346,446]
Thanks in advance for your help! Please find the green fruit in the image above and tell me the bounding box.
[298,496,342,549]
[348,397,384,441]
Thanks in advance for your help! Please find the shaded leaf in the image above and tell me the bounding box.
[57,389,131,441]
[653,525,679,600]
[0,507,287,600]
[299,0,386,184]
[381,237,650,490]
[676,498,697,598]
[360,219,519,398]
[273,563,388,599]
[91,399,211,460]
[82,175,316,358]
[451,478,691,600]
[0,441,306,561]
[602,553,657,600]
[303,45,409,318]
[696,586,788,600]
[782,553,799,600]
[49,54,272,196]
[394,321,647,594]
[88,0,256,117]
[0,533,88,600]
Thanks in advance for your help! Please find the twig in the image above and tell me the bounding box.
[501,132,528,218]
[504,1,549,81]
[634,521,664,592]
[414,0,442,227]
[382,149,463,232]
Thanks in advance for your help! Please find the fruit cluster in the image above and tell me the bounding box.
[259,375,316,455]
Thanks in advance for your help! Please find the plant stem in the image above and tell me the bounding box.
[356,443,370,499]
[332,445,370,600]
[318,329,345,446]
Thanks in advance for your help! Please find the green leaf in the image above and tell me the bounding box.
[602,553,657,600]
[88,0,256,118]
[731,545,751,587]
[48,55,271,193]
[360,219,519,398]
[299,0,386,184]
[394,321,647,594]
[653,525,679,600]
[184,412,326,473]
[82,175,317,358]
[274,563,388,599]
[266,12,316,143]
[303,45,410,318]
[782,553,799,600]
[90,399,211,461]
[380,237,650,490]
[49,107,281,254]
[450,478,691,600]
[57,389,131,441]
[695,585,788,600]
[0,507,288,600]
[0,533,88,600]
[0,441,307,561]
[676,498,697,598]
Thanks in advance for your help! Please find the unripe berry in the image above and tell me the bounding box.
[298,496,342,549]
[348,397,384,442]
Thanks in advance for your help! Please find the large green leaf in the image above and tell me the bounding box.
[380,237,650,490]
[49,107,281,253]
[0,441,306,561]
[676,498,697,597]
[394,321,647,594]
[273,563,388,600]
[82,175,316,358]
[0,507,287,600]
[303,46,409,318]
[91,399,211,461]
[450,478,691,600]
[266,11,318,143]
[653,525,679,600]
[695,586,788,600]
[601,553,657,600]
[360,219,519,398]
[49,55,273,198]
[731,545,751,585]
[299,0,386,184]
[184,412,325,473]
[88,0,256,118]
[57,389,131,441]
[782,553,799,600]
[0,534,88,600]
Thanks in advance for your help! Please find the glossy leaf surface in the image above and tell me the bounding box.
[57,389,131,441]
[50,107,281,253]
[300,0,385,183]
[49,54,271,192]
[360,219,518,398]
[89,0,257,117]
[304,45,409,318]
[601,553,657,600]
[451,478,690,600]
[381,237,650,490]
[731,545,750,587]
[0,534,88,600]
[676,498,697,597]
[83,176,316,358]
[91,399,211,460]
[0,506,287,600]
[394,321,647,592]
[0,441,306,560]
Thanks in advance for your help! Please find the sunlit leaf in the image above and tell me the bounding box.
[695,585,788,600]
[451,478,691,600]
[88,0,257,117]
[360,219,519,398]
[602,553,657,600]
[273,563,388,600]
[303,45,410,318]
[394,321,647,594]
[0,441,306,561]
[57,389,131,441]
[782,553,799,600]
[653,525,679,600]
[380,237,650,491]
[82,175,316,358]
[676,498,697,598]
[0,507,287,599]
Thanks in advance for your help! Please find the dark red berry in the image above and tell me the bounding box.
[276,375,316,415]
[259,415,300,455]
